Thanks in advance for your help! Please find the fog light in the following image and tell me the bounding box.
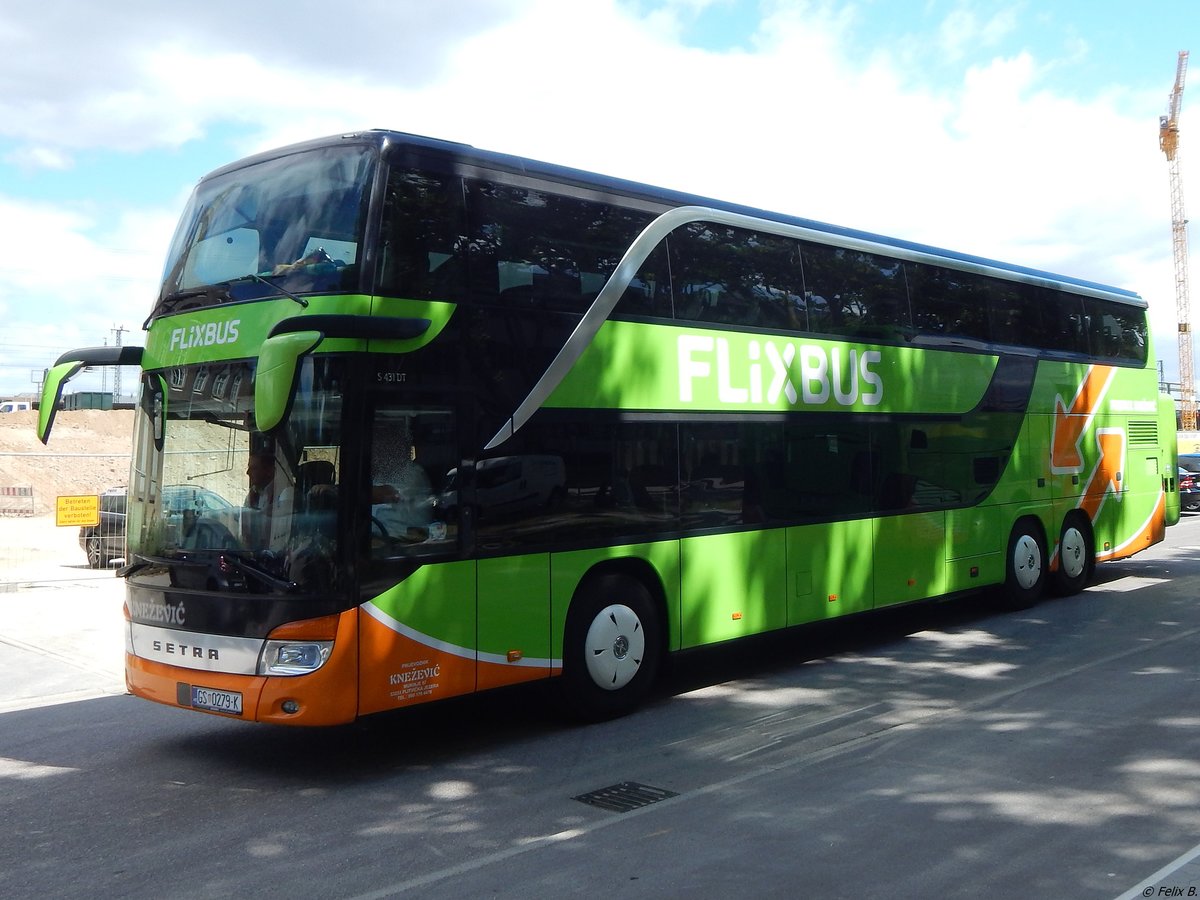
[258,640,333,676]
[281,700,300,714]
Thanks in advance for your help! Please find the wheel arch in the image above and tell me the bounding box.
[1056,508,1094,555]
[996,513,1051,610]
[569,556,671,658]
[1012,511,1050,549]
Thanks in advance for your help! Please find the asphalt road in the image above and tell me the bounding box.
[2,520,1200,899]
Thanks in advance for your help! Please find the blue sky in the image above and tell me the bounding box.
[0,0,1196,396]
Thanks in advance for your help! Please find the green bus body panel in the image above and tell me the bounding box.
[141,294,455,369]
[945,506,1004,591]
[370,560,477,651]
[680,530,787,646]
[477,554,551,670]
[785,520,875,622]
[546,320,999,414]
[872,512,949,607]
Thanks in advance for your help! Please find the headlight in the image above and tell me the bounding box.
[258,640,333,676]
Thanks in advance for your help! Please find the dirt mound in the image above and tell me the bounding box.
[0,410,134,515]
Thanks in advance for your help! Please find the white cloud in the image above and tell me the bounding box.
[938,2,1022,61]
[3,146,73,172]
[0,0,1188,389]
[0,195,173,387]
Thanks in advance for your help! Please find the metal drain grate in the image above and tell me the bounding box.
[574,781,678,813]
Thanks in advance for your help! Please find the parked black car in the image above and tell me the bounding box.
[79,488,127,568]
[79,486,234,567]
[1180,467,1200,512]
[1179,452,1200,476]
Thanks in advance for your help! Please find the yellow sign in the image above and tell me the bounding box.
[57,494,101,527]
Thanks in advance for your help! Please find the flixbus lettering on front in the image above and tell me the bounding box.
[168,319,240,352]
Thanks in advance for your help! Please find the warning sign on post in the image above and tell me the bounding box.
[57,494,100,527]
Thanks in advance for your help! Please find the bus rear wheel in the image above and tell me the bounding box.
[1053,514,1094,596]
[999,519,1047,610]
[561,573,661,721]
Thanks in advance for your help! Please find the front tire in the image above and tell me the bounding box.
[1000,519,1047,610]
[1053,514,1094,596]
[86,536,105,569]
[561,573,661,721]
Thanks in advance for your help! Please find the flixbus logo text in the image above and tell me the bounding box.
[678,334,883,407]
[169,319,240,352]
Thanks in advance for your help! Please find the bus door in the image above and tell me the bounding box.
[357,394,479,713]
[356,392,553,713]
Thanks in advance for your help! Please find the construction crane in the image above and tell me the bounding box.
[1161,50,1195,430]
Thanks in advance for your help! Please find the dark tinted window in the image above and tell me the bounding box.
[376,168,468,301]
[1040,291,1089,355]
[1085,297,1148,363]
[376,173,1146,366]
[988,283,1041,346]
[465,180,651,312]
[615,239,674,318]
[799,243,911,339]
[906,263,992,342]
[473,420,680,550]
[670,223,805,329]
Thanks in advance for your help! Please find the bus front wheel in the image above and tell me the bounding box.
[561,573,661,721]
[1000,519,1047,610]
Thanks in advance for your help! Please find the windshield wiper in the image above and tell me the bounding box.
[143,285,233,329]
[216,552,298,593]
[143,271,308,328]
[240,271,309,308]
[132,549,298,594]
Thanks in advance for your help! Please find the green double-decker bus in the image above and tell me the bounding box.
[39,130,1178,724]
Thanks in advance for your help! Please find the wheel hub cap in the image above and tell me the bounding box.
[584,604,645,691]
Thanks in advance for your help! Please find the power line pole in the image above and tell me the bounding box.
[111,324,129,402]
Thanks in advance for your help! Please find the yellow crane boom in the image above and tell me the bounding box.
[1161,50,1194,430]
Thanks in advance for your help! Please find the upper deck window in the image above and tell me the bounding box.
[157,145,375,308]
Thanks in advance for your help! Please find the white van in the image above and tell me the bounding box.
[0,400,31,413]
[437,455,566,520]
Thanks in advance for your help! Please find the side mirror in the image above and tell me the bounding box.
[254,330,323,432]
[37,361,84,444]
[37,345,144,444]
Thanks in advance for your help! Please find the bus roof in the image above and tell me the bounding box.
[205,129,1145,308]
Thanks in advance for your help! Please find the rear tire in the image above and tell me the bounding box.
[86,536,105,569]
[561,573,661,721]
[1053,514,1094,596]
[999,519,1047,610]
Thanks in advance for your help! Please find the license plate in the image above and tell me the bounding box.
[190,685,243,715]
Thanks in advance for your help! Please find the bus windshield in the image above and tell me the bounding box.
[129,359,345,595]
[156,144,376,311]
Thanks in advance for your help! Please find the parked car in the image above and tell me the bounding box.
[436,455,565,521]
[79,485,234,567]
[79,488,127,568]
[1180,467,1200,512]
[1179,452,1200,475]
